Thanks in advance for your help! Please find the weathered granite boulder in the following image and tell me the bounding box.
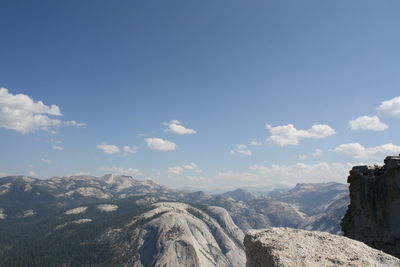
[244,227,400,267]
[341,155,400,258]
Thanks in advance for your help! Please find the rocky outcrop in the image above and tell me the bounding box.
[244,227,400,267]
[342,155,400,258]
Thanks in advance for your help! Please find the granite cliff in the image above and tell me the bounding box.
[341,155,400,258]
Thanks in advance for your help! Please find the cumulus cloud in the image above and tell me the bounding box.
[334,143,400,159]
[349,115,388,131]
[122,146,137,154]
[230,144,252,156]
[0,88,85,133]
[312,149,323,157]
[298,149,322,160]
[249,138,262,146]
[100,166,144,177]
[97,143,138,155]
[97,143,120,154]
[168,162,201,175]
[298,155,308,160]
[52,145,63,151]
[377,96,400,118]
[248,162,353,184]
[164,120,196,135]
[266,123,336,146]
[145,137,177,151]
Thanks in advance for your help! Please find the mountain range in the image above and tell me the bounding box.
[0,174,349,266]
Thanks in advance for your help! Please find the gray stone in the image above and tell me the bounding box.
[342,155,400,258]
[244,227,400,267]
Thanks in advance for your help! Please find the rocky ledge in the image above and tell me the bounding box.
[341,155,400,258]
[244,227,400,267]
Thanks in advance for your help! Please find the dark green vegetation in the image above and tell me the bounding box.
[0,197,153,267]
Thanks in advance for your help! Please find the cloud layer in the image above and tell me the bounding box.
[349,115,388,131]
[377,96,400,118]
[248,162,353,185]
[164,120,196,135]
[0,88,84,133]
[334,143,400,159]
[97,143,137,155]
[214,162,353,186]
[145,137,177,151]
[230,144,252,156]
[168,162,201,175]
[266,123,336,146]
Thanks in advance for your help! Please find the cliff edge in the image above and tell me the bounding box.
[341,155,400,258]
[244,227,400,267]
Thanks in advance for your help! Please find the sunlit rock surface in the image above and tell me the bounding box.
[244,228,400,267]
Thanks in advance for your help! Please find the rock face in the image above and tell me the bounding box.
[244,227,400,267]
[342,155,400,258]
[103,202,246,267]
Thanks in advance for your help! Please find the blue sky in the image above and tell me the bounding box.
[1,0,400,190]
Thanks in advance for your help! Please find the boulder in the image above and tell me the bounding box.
[244,227,400,267]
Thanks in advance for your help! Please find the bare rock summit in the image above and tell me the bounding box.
[244,227,400,267]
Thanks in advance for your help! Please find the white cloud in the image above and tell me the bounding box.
[97,143,120,154]
[100,166,143,177]
[52,145,63,151]
[266,123,336,146]
[230,144,252,156]
[349,115,388,131]
[183,176,208,182]
[0,88,85,133]
[122,146,137,154]
[249,138,262,146]
[63,120,86,127]
[145,137,177,151]
[41,158,53,164]
[312,149,323,157]
[216,171,259,182]
[298,154,308,160]
[248,162,353,184]
[377,96,400,118]
[97,143,137,155]
[164,120,196,135]
[28,170,37,177]
[168,162,200,175]
[334,143,400,159]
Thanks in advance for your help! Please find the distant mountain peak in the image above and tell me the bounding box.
[221,188,257,202]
